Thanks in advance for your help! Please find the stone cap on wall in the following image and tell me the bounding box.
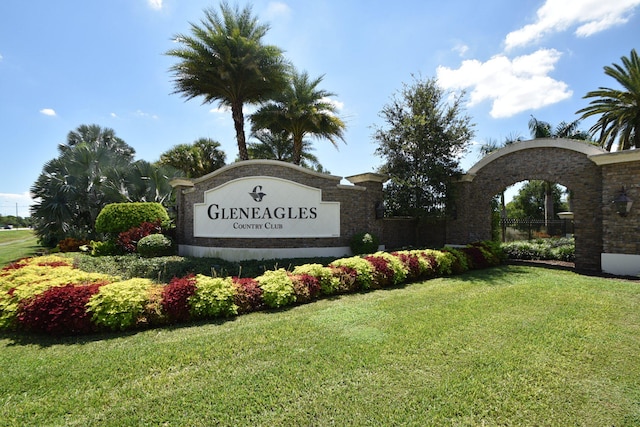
[460,138,607,182]
[345,172,389,185]
[589,148,640,165]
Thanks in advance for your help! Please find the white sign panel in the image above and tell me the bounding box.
[194,176,340,238]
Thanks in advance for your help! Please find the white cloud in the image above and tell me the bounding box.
[209,106,230,114]
[110,112,118,118]
[321,97,344,111]
[265,2,292,20]
[505,0,640,51]
[135,110,158,119]
[436,48,572,118]
[39,108,56,117]
[147,0,163,10]
[453,43,469,57]
[0,53,3,61]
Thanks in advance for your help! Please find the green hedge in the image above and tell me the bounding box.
[0,241,505,336]
[95,202,169,235]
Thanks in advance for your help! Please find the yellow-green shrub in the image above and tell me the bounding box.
[256,269,296,308]
[292,263,339,295]
[188,275,237,318]
[329,256,374,289]
[86,278,155,331]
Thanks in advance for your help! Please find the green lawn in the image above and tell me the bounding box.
[1,265,639,426]
[0,229,42,267]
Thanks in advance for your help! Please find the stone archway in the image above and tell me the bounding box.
[447,138,607,272]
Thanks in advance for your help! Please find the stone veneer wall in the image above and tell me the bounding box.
[171,160,386,255]
[598,159,640,254]
[447,140,605,272]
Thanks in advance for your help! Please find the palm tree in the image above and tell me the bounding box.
[577,49,640,151]
[250,70,346,165]
[158,138,226,178]
[166,3,290,160]
[247,129,328,172]
[31,125,135,246]
[528,116,590,227]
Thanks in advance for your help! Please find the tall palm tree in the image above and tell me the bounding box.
[167,3,290,160]
[158,138,226,178]
[250,70,346,165]
[247,129,328,172]
[528,116,590,226]
[577,49,640,151]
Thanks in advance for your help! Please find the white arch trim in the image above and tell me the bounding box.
[461,139,607,182]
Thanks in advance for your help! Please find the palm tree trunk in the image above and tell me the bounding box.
[292,136,303,165]
[232,103,249,161]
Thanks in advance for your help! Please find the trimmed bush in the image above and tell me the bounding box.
[188,275,237,318]
[16,283,105,335]
[329,256,375,290]
[501,237,574,262]
[95,202,169,235]
[350,232,379,255]
[291,263,339,295]
[117,221,163,253]
[162,275,197,322]
[256,269,296,308]
[290,274,322,303]
[137,233,173,258]
[86,278,155,331]
[0,241,506,336]
[232,277,263,313]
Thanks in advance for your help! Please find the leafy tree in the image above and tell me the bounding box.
[167,2,290,161]
[577,49,640,151]
[247,130,329,172]
[374,76,474,217]
[250,70,346,165]
[506,181,567,221]
[158,138,226,178]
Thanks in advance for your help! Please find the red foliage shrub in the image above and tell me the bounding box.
[36,261,71,268]
[290,274,321,303]
[161,275,197,321]
[364,255,395,288]
[232,277,264,313]
[419,253,438,277]
[117,221,163,253]
[2,258,30,273]
[16,282,106,335]
[330,265,358,293]
[393,252,422,280]
[57,237,91,253]
[461,246,489,269]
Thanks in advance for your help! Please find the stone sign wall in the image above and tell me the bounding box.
[171,160,387,261]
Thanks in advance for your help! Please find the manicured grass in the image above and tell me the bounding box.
[1,265,639,426]
[0,229,42,267]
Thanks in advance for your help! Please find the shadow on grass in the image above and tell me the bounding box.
[0,316,237,348]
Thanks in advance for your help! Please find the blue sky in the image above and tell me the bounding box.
[1,0,639,217]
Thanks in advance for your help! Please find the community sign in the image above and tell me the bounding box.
[193,176,340,238]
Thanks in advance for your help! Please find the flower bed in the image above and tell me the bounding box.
[0,242,505,336]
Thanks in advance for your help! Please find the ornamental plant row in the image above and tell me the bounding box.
[0,242,504,336]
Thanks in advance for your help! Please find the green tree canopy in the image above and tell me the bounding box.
[506,181,567,221]
[374,76,474,217]
[577,49,640,151]
[250,70,346,165]
[247,130,329,173]
[158,138,226,178]
[167,2,290,160]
